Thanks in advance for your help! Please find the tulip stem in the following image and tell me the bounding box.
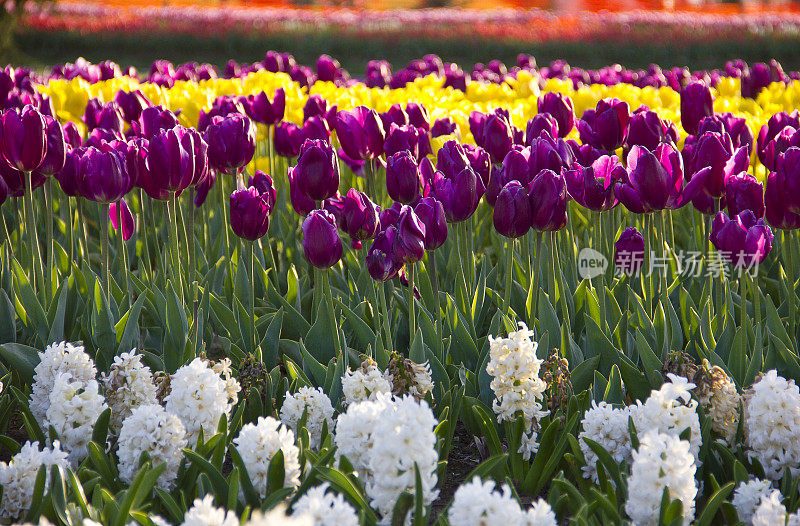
[268,125,275,177]
[659,211,669,311]
[531,233,542,332]
[503,237,514,316]
[169,197,184,304]
[45,177,54,304]
[219,170,232,275]
[621,275,630,355]
[428,250,442,347]
[118,202,131,311]
[748,271,762,356]
[101,204,110,298]
[248,241,256,353]
[77,198,89,270]
[378,282,392,349]
[321,270,343,362]
[407,262,416,350]
[23,172,44,302]
[739,271,747,328]
[643,213,652,316]
[594,211,608,333]
[188,194,197,318]
[66,197,74,265]
[138,192,150,284]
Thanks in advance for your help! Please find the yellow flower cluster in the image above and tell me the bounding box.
[39,70,799,165]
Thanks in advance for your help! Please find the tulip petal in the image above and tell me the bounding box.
[110,199,135,241]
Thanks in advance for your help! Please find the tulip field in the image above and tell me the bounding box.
[3,51,800,525]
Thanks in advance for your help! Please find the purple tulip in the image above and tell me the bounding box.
[625,110,678,152]
[302,209,343,269]
[434,165,479,223]
[493,180,532,238]
[537,92,575,138]
[342,188,381,249]
[710,210,774,268]
[379,202,403,230]
[405,103,430,131]
[380,104,408,130]
[765,172,800,230]
[486,147,530,206]
[230,183,272,241]
[288,167,316,217]
[114,89,152,123]
[316,54,341,83]
[463,144,490,191]
[776,147,800,214]
[383,124,421,160]
[194,168,217,208]
[244,88,285,125]
[706,113,753,154]
[528,169,568,232]
[291,139,340,201]
[726,172,765,218]
[479,111,514,163]
[414,197,447,250]
[75,146,130,203]
[392,205,426,264]
[614,227,645,276]
[761,125,800,172]
[577,98,631,152]
[528,132,576,175]
[33,115,66,177]
[335,106,385,160]
[85,128,123,148]
[742,61,784,99]
[204,114,256,173]
[570,141,604,168]
[248,171,276,209]
[84,99,125,135]
[62,122,83,149]
[143,126,196,199]
[526,114,559,142]
[366,60,392,88]
[109,198,135,241]
[757,110,800,166]
[55,149,81,197]
[615,144,707,213]
[124,138,149,189]
[1,105,47,171]
[273,121,303,158]
[691,132,749,198]
[680,81,714,135]
[565,155,624,211]
[135,106,179,139]
[436,140,471,179]
[367,227,401,282]
[198,96,246,132]
[386,151,421,204]
[431,117,457,138]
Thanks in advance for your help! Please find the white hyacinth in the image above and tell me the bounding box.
[181,495,238,526]
[165,358,240,444]
[364,395,439,519]
[233,416,301,498]
[447,476,525,524]
[752,490,786,526]
[342,362,392,406]
[624,431,697,526]
[630,374,701,462]
[102,350,158,432]
[117,404,186,489]
[733,479,776,525]
[694,363,741,444]
[245,506,312,526]
[334,393,394,482]
[486,322,548,461]
[292,483,359,526]
[280,386,335,449]
[0,441,69,520]
[524,499,557,526]
[30,341,97,425]
[743,370,800,480]
[579,401,633,482]
[44,373,107,464]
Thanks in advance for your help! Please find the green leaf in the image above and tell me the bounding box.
[694,482,734,526]
[0,343,39,384]
[267,449,285,495]
[116,294,146,354]
[0,290,16,344]
[306,298,337,365]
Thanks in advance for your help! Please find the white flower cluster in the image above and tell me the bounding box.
[630,374,701,462]
[181,495,239,526]
[625,431,698,526]
[165,357,240,444]
[292,483,359,526]
[341,361,392,406]
[117,404,187,489]
[0,441,69,520]
[246,507,312,526]
[751,490,790,526]
[743,370,800,480]
[233,416,301,498]
[210,358,241,405]
[335,394,439,520]
[694,363,741,444]
[579,401,633,482]
[280,386,335,449]
[733,479,777,524]
[448,476,556,525]
[44,373,107,464]
[102,349,158,431]
[30,341,97,425]
[486,322,548,460]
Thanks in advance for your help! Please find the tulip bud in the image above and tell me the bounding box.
[292,139,340,201]
[302,209,343,269]
[273,121,303,158]
[367,227,401,282]
[414,197,447,250]
[341,188,380,249]
[614,227,645,276]
[386,151,421,204]
[288,165,316,217]
[680,81,714,135]
[230,185,272,241]
[494,180,532,238]
[526,114,559,142]
[537,92,575,138]
[435,166,479,223]
[711,210,774,268]
[528,169,568,232]
[143,126,196,199]
[316,54,340,83]
[84,99,125,135]
[75,146,130,203]
[62,122,83,149]
[114,89,152,123]
[380,103,408,130]
[392,205,426,264]
[136,106,179,139]
[335,106,385,160]
[692,132,749,198]
[757,110,800,166]
[481,113,514,163]
[431,117,457,138]
[384,124,421,160]
[303,94,329,122]
[565,155,624,211]
[55,149,81,197]
[379,202,403,230]
[726,172,765,218]
[198,96,246,132]
[109,198,135,241]
[204,114,256,173]
[577,98,631,152]
[765,172,800,230]
[625,110,678,152]
[244,88,285,125]
[33,115,66,177]
[248,171,276,210]
[0,105,47,172]
[486,148,531,206]
[405,103,430,131]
